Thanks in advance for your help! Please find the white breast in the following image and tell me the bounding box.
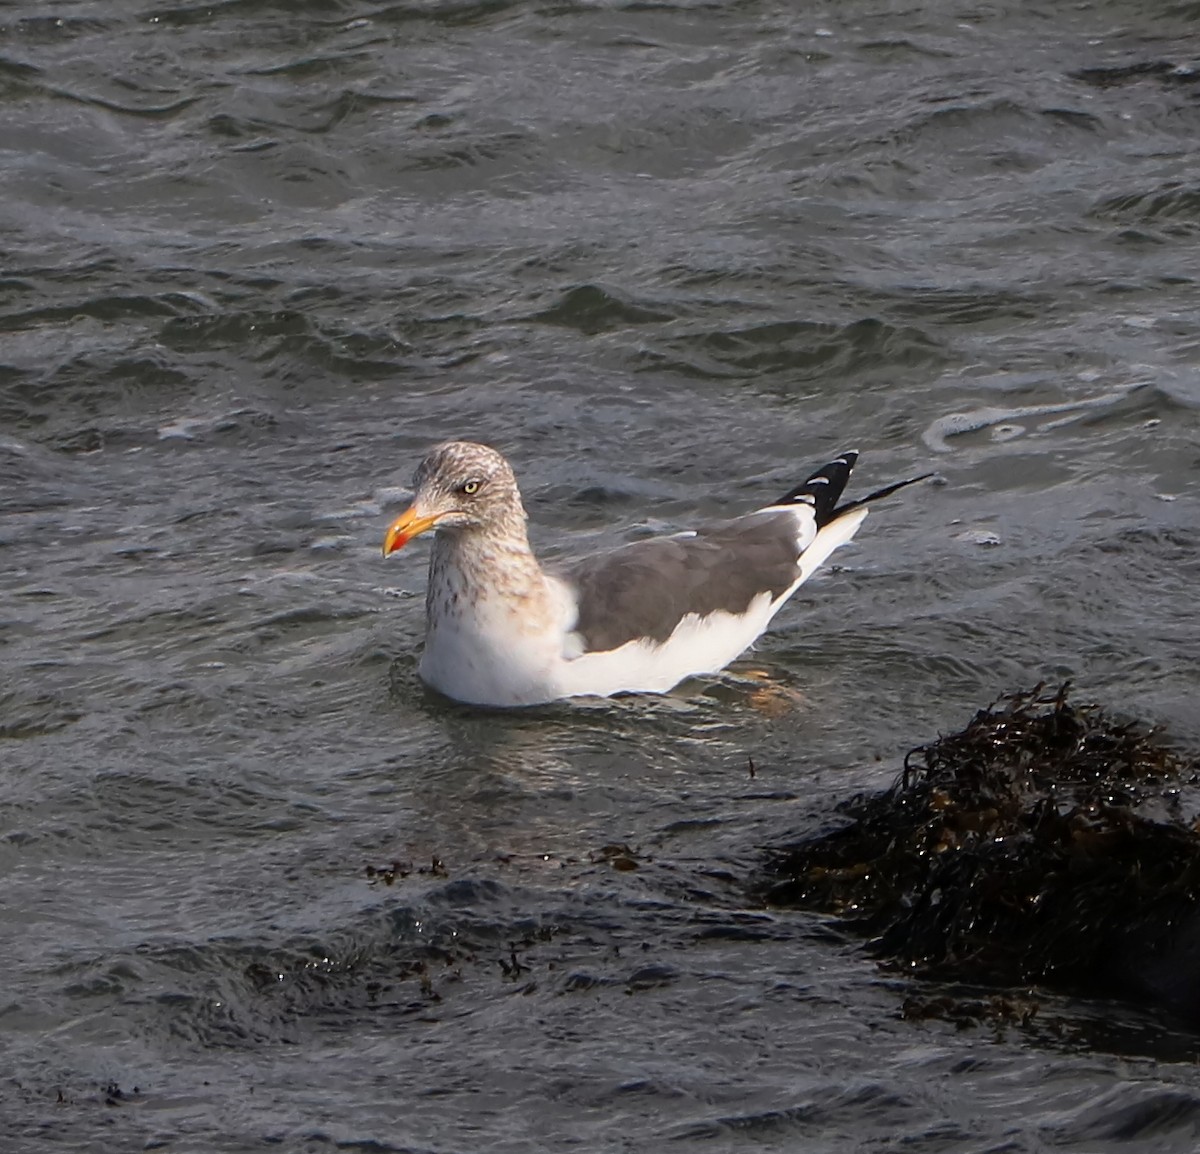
[419,565,578,707]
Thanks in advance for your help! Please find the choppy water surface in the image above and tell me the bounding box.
[3,0,1200,1149]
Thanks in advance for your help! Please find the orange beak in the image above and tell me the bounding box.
[382,506,442,557]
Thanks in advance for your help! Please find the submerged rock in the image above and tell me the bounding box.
[760,686,1200,1025]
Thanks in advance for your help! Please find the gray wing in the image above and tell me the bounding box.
[558,509,808,654]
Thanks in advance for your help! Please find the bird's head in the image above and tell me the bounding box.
[382,441,522,556]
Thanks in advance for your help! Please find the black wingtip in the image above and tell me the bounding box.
[773,451,933,525]
[831,471,935,519]
[772,450,860,525]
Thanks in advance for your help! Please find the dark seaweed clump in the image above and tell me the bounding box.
[761,686,1200,1023]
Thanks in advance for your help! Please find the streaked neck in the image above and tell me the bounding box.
[428,524,544,603]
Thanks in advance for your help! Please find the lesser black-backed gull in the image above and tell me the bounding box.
[382,441,929,707]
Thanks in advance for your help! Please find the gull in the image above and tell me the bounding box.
[382,441,929,707]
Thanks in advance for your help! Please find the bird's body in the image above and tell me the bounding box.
[382,442,928,707]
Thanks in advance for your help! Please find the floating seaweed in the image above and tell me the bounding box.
[760,685,1200,1026]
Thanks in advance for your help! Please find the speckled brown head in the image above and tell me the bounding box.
[382,441,525,556]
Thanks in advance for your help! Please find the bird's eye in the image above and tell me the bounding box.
[461,480,481,495]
